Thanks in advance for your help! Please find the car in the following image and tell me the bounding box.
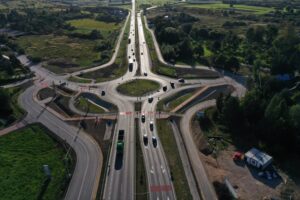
[170,82,175,89]
[178,78,185,83]
[141,114,145,123]
[152,136,157,147]
[141,52,143,55]
[148,97,153,103]
[150,121,154,131]
[144,72,148,76]
[143,134,148,145]
[101,90,106,96]
[163,86,167,92]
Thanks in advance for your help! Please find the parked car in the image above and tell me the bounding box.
[101,90,106,96]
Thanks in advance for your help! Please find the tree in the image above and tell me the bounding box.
[220,95,242,130]
[225,56,240,72]
[89,30,102,40]
[289,104,300,131]
[193,43,204,60]
[0,89,12,116]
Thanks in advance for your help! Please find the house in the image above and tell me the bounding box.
[245,148,273,170]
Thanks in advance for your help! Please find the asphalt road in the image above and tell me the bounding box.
[180,100,218,200]
[3,0,248,199]
[19,85,102,200]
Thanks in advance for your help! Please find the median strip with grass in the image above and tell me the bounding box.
[75,96,106,114]
[116,79,160,96]
[156,119,192,199]
[0,124,74,200]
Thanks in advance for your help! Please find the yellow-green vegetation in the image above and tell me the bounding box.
[80,17,130,82]
[68,18,121,35]
[184,3,274,14]
[156,120,192,199]
[135,119,148,200]
[157,91,195,111]
[76,96,105,114]
[68,76,92,84]
[16,35,100,73]
[0,124,73,200]
[137,0,177,7]
[117,79,160,96]
[0,86,27,129]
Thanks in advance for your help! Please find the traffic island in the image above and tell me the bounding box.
[116,79,160,96]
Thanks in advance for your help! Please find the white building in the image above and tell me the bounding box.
[245,148,273,170]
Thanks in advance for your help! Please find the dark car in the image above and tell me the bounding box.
[150,121,154,131]
[170,82,175,89]
[148,97,153,103]
[143,134,148,145]
[163,86,167,92]
[141,114,145,123]
[152,136,157,147]
[144,72,148,76]
[101,90,106,96]
[178,78,185,83]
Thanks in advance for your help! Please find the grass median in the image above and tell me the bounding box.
[156,119,192,200]
[116,79,160,96]
[0,124,74,200]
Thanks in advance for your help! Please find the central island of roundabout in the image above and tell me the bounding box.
[116,79,160,96]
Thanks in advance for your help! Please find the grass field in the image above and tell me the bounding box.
[0,85,28,129]
[80,17,130,82]
[75,96,105,114]
[137,0,178,7]
[67,18,121,35]
[157,90,195,111]
[16,35,100,73]
[135,119,148,200]
[156,120,192,199]
[117,79,160,96]
[0,124,73,200]
[184,3,274,14]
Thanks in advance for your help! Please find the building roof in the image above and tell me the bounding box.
[245,148,272,166]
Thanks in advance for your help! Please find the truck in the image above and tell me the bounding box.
[117,130,125,155]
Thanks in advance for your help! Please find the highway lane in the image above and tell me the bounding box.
[180,100,218,200]
[102,0,137,199]
[19,85,102,200]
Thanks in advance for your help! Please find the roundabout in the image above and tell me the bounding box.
[116,79,160,96]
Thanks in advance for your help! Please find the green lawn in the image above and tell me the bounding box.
[184,3,274,14]
[16,35,100,73]
[0,124,73,200]
[75,96,105,114]
[67,18,121,35]
[137,0,178,7]
[117,79,160,96]
[0,86,27,129]
[156,120,192,200]
[157,90,195,112]
[81,15,130,82]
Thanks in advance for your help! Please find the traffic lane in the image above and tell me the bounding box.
[180,100,218,200]
[20,86,102,200]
